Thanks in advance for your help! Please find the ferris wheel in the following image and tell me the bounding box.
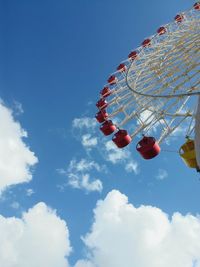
[95,2,200,171]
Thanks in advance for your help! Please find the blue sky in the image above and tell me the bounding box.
[0,1,200,266]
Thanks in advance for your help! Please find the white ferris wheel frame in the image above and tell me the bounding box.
[101,4,200,145]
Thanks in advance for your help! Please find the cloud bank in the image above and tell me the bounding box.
[1,191,200,267]
[0,102,38,192]
[75,190,200,267]
[0,202,71,267]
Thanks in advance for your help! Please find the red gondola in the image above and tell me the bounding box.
[142,38,151,47]
[157,26,167,35]
[101,87,112,98]
[117,63,127,72]
[174,14,184,23]
[128,51,138,60]
[107,75,117,85]
[136,136,160,159]
[100,120,116,136]
[95,110,108,123]
[96,98,108,110]
[194,2,200,10]
[112,129,132,148]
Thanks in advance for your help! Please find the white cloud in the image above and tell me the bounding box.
[26,188,35,197]
[68,159,101,173]
[104,141,130,164]
[72,117,98,151]
[0,202,71,267]
[75,190,200,267]
[138,108,158,133]
[81,134,98,149]
[72,117,97,130]
[68,173,103,193]
[60,159,103,193]
[74,260,95,267]
[125,160,139,174]
[13,100,24,115]
[156,169,168,180]
[0,102,38,193]
[104,141,139,174]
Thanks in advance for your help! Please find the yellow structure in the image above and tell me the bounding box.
[179,139,198,169]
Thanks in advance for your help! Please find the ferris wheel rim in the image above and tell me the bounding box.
[118,5,200,99]
[125,62,200,98]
